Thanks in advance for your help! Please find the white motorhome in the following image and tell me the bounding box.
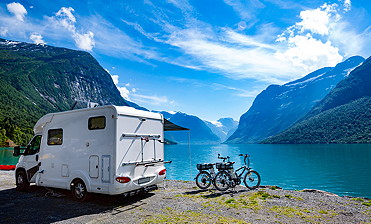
[13,105,186,201]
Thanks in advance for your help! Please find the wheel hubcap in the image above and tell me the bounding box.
[17,174,24,185]
[75,183,85,199]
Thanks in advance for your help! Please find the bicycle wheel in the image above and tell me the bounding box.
[243,170,261,189]
[196,171,212,189]
[214,170,231,191]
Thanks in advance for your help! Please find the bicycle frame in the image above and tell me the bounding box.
[234,154,252,179]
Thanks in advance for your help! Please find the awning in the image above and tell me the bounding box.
[164,119,189,131]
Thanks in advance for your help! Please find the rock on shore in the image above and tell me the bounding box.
[1,171,370,223]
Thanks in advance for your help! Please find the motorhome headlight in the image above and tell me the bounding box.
[115,176,131,183]
[159,169,166,176]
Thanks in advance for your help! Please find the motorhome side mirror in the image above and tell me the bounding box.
[13,146,21,157]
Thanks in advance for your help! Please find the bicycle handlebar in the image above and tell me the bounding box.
[239,154,250,157]
[217,154,230,160]
[217,153,230,162]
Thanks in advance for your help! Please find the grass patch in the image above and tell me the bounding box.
[351,198,364,202]
[362,201,371,206]
[270,206,339,221]
[270,206,337,222]
[218,191,282,210]
[142,208,249,223]
[225,198,237,204]
[284,194,303,201]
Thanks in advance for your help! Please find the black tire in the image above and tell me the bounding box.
[214,170,231,191]
[71,179,89,202]
[244,170,261,190]
[196,171,212,189]
[16,170,30,191]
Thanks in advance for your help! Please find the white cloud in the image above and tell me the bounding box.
[225,29,276,50]
[0,27,8,36]
[223,0,265,21]
[213,83,264,98]
[117,86,131,100]
[73,31,95,51]
[167,0,193,13]
[54,7,95,51]
[7,2,27,22]
[109,73,131,100]
[106,66,174,106]
[329,22,371,58]
[30,33,45,44]
[297,7,332,35]
[111,75,119,85]
[110,73,173,106]
[276,34,342,71]
[131,94,173,106]
[275,3,351,72]
[343,0,351,12]
[167,28,298,83]
[55,7,76,32]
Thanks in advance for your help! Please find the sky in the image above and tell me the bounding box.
[0,0,370,122]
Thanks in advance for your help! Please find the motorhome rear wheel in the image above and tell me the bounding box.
[71,179,89,202]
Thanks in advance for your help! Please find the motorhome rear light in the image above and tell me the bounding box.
[159,169,166,175]
[115,176,131,183]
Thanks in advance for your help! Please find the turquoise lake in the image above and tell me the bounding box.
[164,144,371,198]
[2,144,371,198]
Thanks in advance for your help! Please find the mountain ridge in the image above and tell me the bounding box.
[0,38,143,145]
[262,56,371,144]
[226,56,365,144]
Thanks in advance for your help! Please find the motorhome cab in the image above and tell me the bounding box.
[13,105,185,201]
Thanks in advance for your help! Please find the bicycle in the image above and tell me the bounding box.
[214,154,261,191]
[195,163,216,189]
[195,153,235,189]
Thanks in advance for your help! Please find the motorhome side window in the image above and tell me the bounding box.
[47,129,63,145]
[88,116,106,130]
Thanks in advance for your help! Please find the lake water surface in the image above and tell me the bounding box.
[164,144,371,198]
[2,144,370,198]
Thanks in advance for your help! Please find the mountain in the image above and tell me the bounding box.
[159,111,221,144]
[204,118,238,142]
[226,56,365,144]
[263,56,371,144]
[0,38,142,145]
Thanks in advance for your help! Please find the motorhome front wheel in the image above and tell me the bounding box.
[16,170,30,191]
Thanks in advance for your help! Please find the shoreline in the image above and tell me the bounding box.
[1,170,371,223]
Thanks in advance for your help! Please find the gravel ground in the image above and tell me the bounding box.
[1,170,371,224]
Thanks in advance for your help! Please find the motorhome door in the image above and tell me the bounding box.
[23,135,42,182]
[102,155,111,183]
